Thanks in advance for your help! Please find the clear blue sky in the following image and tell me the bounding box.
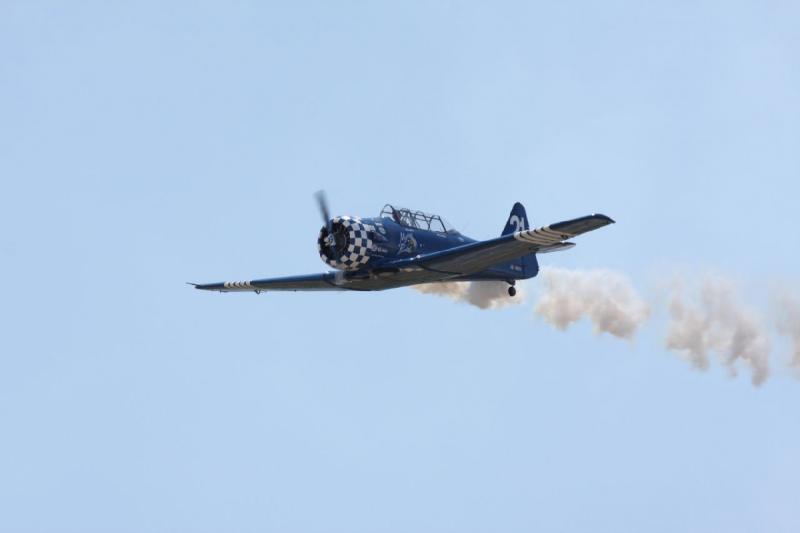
[2,1,799,531]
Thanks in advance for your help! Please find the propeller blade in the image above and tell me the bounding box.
[333,269,346,286]
[314,190,332,231]
[315,190,339,261]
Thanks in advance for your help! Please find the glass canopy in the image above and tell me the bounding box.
[380,204,455,233]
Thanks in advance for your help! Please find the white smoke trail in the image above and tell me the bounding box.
[412,267,794,386]
[775,293,800,369]
[413,281,469,300]
[533,267,650,339]
[412,281,524,309]
[663,282,711,371]
[664,276,771,386]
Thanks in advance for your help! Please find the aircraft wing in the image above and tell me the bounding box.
[191,273,348,292]
[384,213,614,275]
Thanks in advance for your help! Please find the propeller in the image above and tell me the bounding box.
[314,189,340,263]
[332,269,346,286]
[314,191,349,286]
[314,190,333,234]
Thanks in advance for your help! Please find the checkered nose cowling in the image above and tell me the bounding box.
[317,216,375,271]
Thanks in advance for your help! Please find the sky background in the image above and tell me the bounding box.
[2,1,799,531]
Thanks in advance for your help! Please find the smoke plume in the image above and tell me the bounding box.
[665,276,771,386]
[775,293,800,369]
[413,281,524,309]
[413,268,797,386]
[533,268,650,339]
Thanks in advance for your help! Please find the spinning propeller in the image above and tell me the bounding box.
[314,190,346,285]
[315,190,338,251]
[314,190,332,234]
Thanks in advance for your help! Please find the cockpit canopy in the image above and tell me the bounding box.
[380,204,456,233]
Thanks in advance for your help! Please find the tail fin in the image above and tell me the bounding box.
[502,202,538,277]
[501,202,528,235]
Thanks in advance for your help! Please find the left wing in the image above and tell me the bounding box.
[383,213,614,275]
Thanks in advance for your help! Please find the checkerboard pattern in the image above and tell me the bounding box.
[317,216,375,270]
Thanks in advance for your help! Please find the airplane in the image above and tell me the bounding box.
[191,193,614,297]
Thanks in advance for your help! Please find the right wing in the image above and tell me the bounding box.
[191,273,346,293]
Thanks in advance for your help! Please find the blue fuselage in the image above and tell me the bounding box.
[339,216,538,282]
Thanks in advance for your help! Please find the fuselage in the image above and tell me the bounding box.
[317,213,538,283]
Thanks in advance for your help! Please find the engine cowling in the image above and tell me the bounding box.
[317,216,375,270]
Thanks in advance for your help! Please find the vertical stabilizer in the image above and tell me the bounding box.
[502,202,538,277]
[502,202,528,235]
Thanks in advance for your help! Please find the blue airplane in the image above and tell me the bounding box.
[192,192,614,296]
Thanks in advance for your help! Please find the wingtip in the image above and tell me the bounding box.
[593,213,615,224]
